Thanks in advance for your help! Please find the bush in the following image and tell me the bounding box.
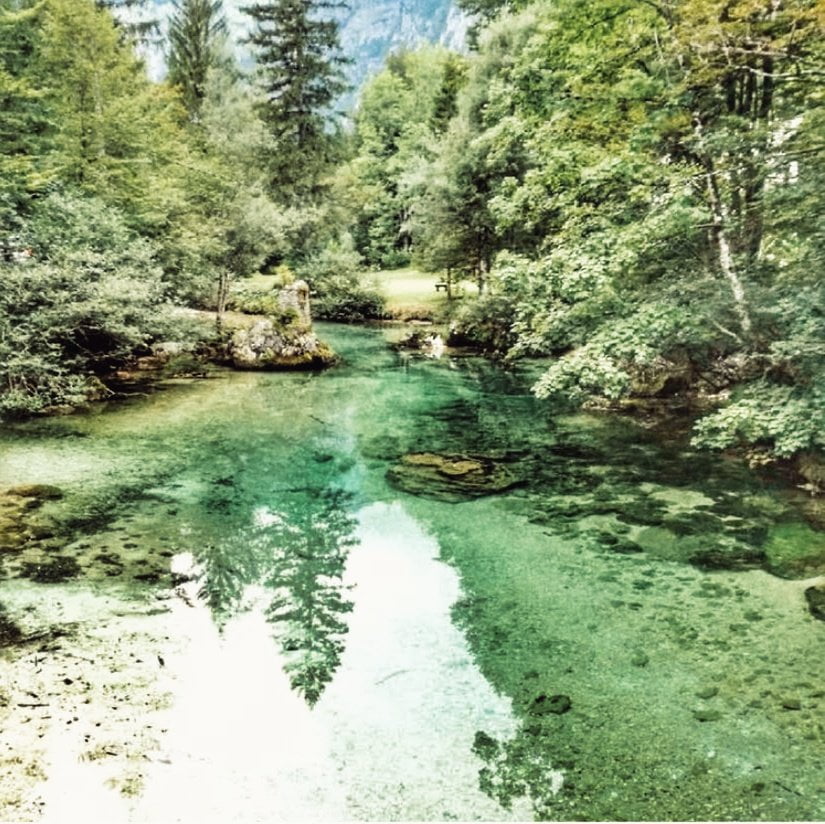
[447,292,520,353]
[0,193,173,416]
[312,286,386,322]
[296,236,386,322]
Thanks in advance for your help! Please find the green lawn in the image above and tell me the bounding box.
[371,267,477,319]
[240,267,476,321]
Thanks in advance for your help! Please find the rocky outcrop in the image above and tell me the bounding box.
[227,280,336,369]
[277,280,312,326]
[628,353,694,397]
[229,319,336,370]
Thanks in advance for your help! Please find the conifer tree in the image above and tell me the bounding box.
[167,0,228,118]
[95,0,159,43]
[241,0,350,194]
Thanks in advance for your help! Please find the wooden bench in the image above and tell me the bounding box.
[435,281,449,292]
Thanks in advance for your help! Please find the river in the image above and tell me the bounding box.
[0,323,823,821]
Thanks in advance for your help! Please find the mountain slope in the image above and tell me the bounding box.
[147,0,470,105]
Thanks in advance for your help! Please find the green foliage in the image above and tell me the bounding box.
[344,46,468,268]
[0,193,173,415]
[0,3,51,231]
[448,292,520,354]
[167,0,228,117]
[225,282,300,327]
[692,380,825,458]
[296,236,385,321]
[241,0,350,195]
[367,0,825,462]
[693,287,825,457]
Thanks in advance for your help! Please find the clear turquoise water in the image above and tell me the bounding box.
[1,322,823,820]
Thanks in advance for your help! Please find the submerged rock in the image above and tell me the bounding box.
[693,709,722,722]
[386,452,523,502]
[6,484,63,501]
[21,555,80,583]
[0,604,23,646]
[0,485,63,554]
[695,686,719,700]
[689,543,766,572]
[804,585,825,622]
[763,522,825,578]
[528,694,572,716]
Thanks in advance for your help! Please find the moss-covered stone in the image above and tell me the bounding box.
[763,522,825,578]
[229,319,337,370]
[804,585,825,622]
[387,452,523,502]
[689,543,766,571]
[6,484,63,501]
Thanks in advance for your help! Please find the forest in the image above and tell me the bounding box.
[1,0,824,477]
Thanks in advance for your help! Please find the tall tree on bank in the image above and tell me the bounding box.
[167,0,228,118]
[95,0,159,43]
[241,0,349,196]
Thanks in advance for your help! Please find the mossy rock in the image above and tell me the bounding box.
[804,585,825,622]
[663,511,726,536]
[5,484,63,501]
[240,342,337,370]
[616,497,669,526]
[229,319,337,370]
[688,541,766,571]
[633,526,684,561]
[387,452,523,502]
[763,522,825,578]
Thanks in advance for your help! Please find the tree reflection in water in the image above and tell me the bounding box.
[195,487,359,706]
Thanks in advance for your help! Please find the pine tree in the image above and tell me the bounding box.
[0,3,50,238]
[95,0,159,44]
[241,0,350,194]
[167,0,228,118]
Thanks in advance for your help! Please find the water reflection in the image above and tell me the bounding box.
[193,488,359,706]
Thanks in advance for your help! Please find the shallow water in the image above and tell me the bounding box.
[0,323,823,821]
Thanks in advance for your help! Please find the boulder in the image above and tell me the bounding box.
[229,319,336,370]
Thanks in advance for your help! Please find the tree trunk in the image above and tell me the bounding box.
[693,116,753,336]
[704,161,752,336]
[216,271,230,335]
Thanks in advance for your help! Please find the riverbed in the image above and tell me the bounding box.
[1,323,823,821]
